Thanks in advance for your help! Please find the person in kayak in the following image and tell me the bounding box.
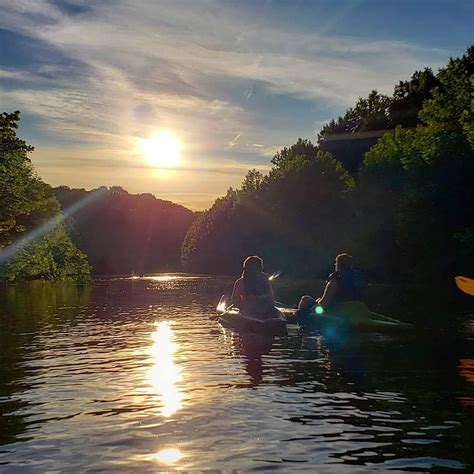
[295,253,365,326]
[231,256,276,318]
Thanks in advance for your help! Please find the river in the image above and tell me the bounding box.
[0,275,473,472]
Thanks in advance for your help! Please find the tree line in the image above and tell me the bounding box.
[1,46,472,283]
[54,186,195,275]
[181,46,474,286]
[0,113,195,281]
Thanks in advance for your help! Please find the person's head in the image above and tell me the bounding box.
[242,255,264,274]
[335,253,353,271]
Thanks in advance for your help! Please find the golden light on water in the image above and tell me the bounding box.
[148,275,179,282]
[153,448,183,464]
[140,132,180,167]
[128,275,179,281]
[148,321,183,417]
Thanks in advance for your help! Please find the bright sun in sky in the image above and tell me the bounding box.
[140,132,180,167]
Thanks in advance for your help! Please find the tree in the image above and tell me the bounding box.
[181,140,355,277]
[0,112,90,281]
[359,46,474,281]
[54,186,196,274]
[389,68,439,128]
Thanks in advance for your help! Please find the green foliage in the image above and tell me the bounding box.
[0,112,90,282]
[181,189,243,274]
[390,68,440,128]
[271,138,319,167]
[0,224,91,282]
[182,45,474,289]
[0,111,34,156]
[318,69,441,175]
[319,90,392,138]
[420,46,473,140]
[182,142,355,276]
[359,46,474,281]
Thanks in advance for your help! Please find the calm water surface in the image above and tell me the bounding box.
[0,275,473,472]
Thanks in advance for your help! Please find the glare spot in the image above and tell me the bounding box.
[140,132,180,167]
[153,448,183,464]
[315,305,324,315]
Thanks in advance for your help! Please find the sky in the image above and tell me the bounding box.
[0,0,472,210]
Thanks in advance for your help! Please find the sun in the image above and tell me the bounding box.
[141,132,180,167]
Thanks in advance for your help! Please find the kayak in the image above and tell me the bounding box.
[217,306,287,336]
[300,301,415,334]
[216,296,414,335]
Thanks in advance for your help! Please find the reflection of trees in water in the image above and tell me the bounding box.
[0,282,91,445]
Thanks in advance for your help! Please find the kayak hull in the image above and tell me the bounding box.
[300,301,415,334]
[215,297,414,336]
[218,307,287,336]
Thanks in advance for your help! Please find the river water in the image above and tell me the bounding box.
[0,275,473,472]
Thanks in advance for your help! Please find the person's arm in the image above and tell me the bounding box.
[231,278,244,307]
[317,279,338,309]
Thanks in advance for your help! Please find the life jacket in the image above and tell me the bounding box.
[242,271,270,297]
[328,268,366,305]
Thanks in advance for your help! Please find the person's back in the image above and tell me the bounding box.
[232,256,275,318]
[328,266,365,306]
[320,253,366,310]
[295,253,365,326]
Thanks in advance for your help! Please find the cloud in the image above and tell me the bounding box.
[0,0,455,209]
[257,145,285,158]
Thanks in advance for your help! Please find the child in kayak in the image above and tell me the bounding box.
[231,256,276,319]
[295,253,366,326]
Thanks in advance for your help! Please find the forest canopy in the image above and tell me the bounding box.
[181,46,474,284]
[0,112,90,282]
[54,186,196,275]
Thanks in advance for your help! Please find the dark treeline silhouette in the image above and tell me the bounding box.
[54,186,196,275]
[182,46,474,286]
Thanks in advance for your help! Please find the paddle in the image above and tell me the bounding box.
[455,276,474,296]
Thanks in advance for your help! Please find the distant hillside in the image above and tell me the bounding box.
[54,186,196,275]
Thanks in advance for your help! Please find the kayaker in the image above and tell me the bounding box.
[295,253,365,325]
[231,256,275,318]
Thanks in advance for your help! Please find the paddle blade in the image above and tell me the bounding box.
[455,276,474,296]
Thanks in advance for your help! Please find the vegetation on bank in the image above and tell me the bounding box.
[0,112,90,282]
[54,186,195,275]
[182,46,474,285]
[2,46,472,284]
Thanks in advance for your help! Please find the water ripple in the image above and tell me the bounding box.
[0,276,472,472]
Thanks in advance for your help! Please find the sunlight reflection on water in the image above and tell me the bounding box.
[0,277,472,472]
[153,447,183,463]
[147,321,183,417]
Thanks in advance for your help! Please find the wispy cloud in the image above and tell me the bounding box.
[0,0,457,209]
